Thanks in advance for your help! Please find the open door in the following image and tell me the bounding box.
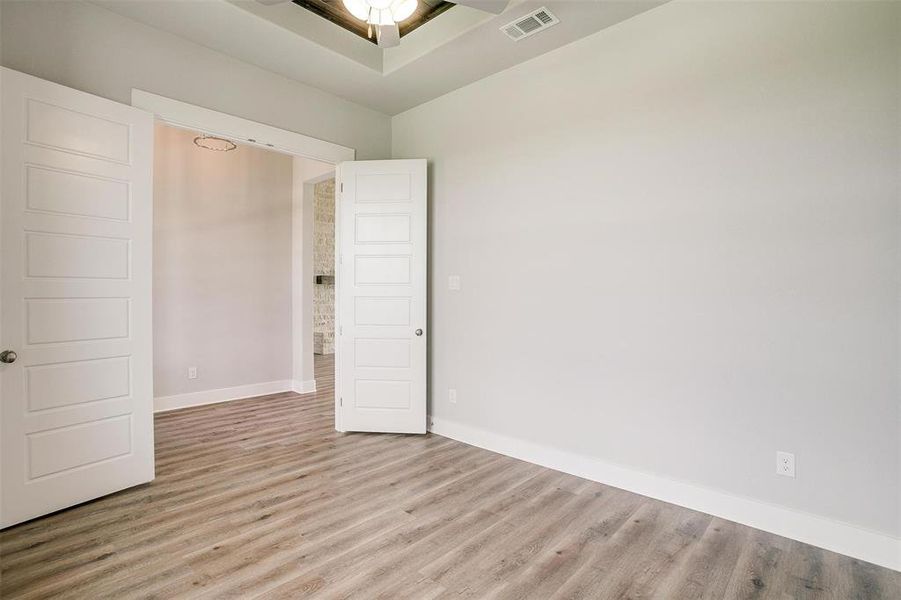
[0,68,154,527]
[335,159,427,434]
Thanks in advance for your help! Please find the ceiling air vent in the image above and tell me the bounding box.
[501,7,559,41]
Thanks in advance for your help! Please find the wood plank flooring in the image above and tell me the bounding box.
[2,354,899,599]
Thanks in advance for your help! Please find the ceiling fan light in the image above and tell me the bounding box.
[391,0,417,22]
[341,0,369,20]
[367,0,394,10]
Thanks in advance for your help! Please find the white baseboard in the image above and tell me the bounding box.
[428,416,901,572]
[154,380,295,412]
[292,379,317,394]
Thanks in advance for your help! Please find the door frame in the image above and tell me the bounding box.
[131,90,354,164]
[130,90,353,413]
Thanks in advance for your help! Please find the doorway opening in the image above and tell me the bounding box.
[134,90,353,416]
[312,176,336,359]
[311,175,337,401]
[152,123,334,410]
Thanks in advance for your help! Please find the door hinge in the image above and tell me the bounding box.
[339,325,343,336]
[340,182,344,193]
[339,397,343,407]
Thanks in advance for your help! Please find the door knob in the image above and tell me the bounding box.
[0,350,17,364]
[415,329,423,336]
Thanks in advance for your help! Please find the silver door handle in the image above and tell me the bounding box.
[415,329,423,336]
[0,350,17,364]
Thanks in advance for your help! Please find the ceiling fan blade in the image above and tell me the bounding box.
[377,23,400,48]
[448,0,510,14]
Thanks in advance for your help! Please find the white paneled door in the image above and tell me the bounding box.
[336,160,427,434]
[0,68,154,527]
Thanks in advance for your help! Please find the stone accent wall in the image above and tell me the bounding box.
[313,178,335,355]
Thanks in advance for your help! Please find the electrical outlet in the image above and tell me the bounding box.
[448,275,461,291]
[187,366,198,380]
[776,451,795,478]
[448,388,457,404]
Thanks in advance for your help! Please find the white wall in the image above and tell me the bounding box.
[0,0,390,159]
[154,124,293,397]
[393,0,901,554]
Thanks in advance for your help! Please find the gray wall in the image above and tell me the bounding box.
[0,0,391,159]
[392,1,901,537]
[154,124,293,397]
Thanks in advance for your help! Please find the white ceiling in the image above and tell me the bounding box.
[94,0,666,115]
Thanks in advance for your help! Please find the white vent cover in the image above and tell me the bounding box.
[501,7,559,41]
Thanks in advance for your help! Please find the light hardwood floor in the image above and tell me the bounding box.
[1,354,899,599]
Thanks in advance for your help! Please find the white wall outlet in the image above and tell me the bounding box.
[448,275,461,291]
[448,388,457,404]
[776,451,795,478]
[187,366,198,380]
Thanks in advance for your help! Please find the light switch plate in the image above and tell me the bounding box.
[448,275,461,291]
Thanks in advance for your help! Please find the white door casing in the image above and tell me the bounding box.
[0,68,154,527]
[336,160,427,434]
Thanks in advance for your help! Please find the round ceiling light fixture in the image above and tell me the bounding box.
[193,134,237,152]
[342,0,418,38]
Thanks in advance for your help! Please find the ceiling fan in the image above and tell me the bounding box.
[255,0,511,48]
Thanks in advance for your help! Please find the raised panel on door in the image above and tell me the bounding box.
[354,338,411,368]
[355,214,411,243]
[26,165,131,221]
[26,298,130,345]
[26,98,131,163]
[26,356,131,411]
[354,297,411,326]
[354,380,412,410]
[27,415,132,479]
[1,67,154,528]
[26,232,131,279]
[336,159,427,434]
[354,255,412,285]
[355,173,412,203]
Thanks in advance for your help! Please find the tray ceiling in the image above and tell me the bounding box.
[93,0,668,115]
[292,0,455,42]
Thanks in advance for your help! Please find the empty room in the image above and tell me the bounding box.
[0,0,899,598]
